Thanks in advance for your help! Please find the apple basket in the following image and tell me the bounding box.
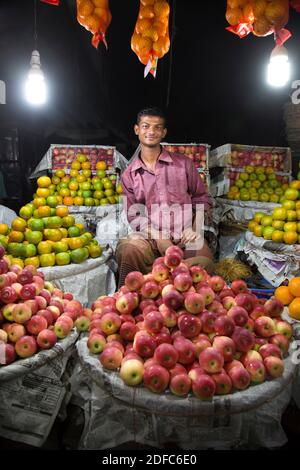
[210,143,292,174]
[71,336,296,450]
[161,143,210,171]
[0,329,78,447]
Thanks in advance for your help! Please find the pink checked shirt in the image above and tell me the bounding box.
[121,148,212,238]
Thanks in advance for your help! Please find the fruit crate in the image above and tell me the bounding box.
[161,143,210,170]
[50,144,115,172]
[210,143,291,174]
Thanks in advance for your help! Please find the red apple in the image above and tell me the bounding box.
[192,374,216,399]
[212,336,236,362]
[178,313,202,339]
[100,346,123,370]
[246,360,266,384]
[143,364,170,393]
[170,373,191,397]
[264,356,284,378]
[15,335,37,358]
[231,279,248,295]
[199,347,224,373]
[228,366,250,390]
[254,316,276,338]
[227,306,248,327]
[211,371,232,395]
[214,315,235,336]
[173,337,196,364]
[37,329,57,349]
[125,271,145,291]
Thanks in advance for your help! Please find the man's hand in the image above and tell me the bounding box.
[180,228,200,245]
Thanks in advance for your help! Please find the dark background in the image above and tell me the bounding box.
[0,0,300,208]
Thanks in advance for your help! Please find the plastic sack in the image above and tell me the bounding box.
[226,0,291,45]
[131,0,171,78]
[77,0,112,49]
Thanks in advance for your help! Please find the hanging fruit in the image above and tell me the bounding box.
[131,0,171,78]
[76,0,112,49]
[226,0,291,45]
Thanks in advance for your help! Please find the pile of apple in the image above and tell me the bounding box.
[162,144,208,170]
[0,247,87,365]
[229,147,288,172]
[85,246,293,399]
[51,146,114,172]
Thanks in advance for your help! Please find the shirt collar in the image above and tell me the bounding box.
[130,147,173,173]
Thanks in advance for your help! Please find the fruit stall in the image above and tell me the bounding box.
[68,246,298,449]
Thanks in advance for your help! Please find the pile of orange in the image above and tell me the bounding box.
[248,177,300,245]
[0,174,103,268]
[275,277,300,320]
[39,155,121,208]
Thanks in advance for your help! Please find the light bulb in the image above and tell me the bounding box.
[25,50,47,105]
[267,45,290,88]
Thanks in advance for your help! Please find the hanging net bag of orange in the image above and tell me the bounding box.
[131,0,171,78]
[76,0,112,49]
[225,0,291,46]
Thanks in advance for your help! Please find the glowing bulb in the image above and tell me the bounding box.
[267,45,290,88]
[25,50,47,105]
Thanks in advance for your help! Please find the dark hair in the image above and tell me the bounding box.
[137,107,166,125]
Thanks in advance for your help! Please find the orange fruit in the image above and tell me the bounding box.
[37,240,53,255]
[19,205,33,220]
[68,181,79,191]
[39,253,56,267]
[37,176,52,188]
[55,169,65,179]
[33,197,47,208]
[11,218,27,232]
[56,206,69,217]
[81,161,91,170]
[288,277,300,297]
[70,169,79,178]
[36,187,50,198]
[52,176,61,185]
[271,230,284,243]
[59,228,68,238]
[290,181,300,190]
[0,223,9,235]
[73,196,84,206]
[24,256,40,268]
[68,226,81,238]
[55,252,71,266]
[71,161,81,170]
[8,231,24,243]
[68,237,84,250]
[76,174,86,183]
[11,258,24,268]
[275,285,294,306]
[63,196,74,206]
[96,161,107,171]
[59,188,70,198]
[283,231,298,245]
[288,297,300,320]
[37,205,51,218]
[44,228,62,242]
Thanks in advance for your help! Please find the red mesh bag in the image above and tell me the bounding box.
[226,0,291,45]
[77,0,112,49]
[131,0,171,78]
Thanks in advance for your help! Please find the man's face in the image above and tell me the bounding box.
[134,115,167,148]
